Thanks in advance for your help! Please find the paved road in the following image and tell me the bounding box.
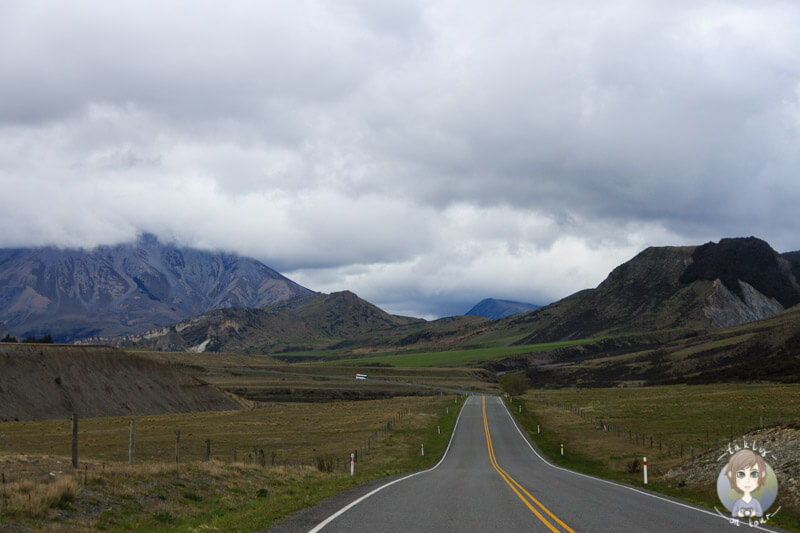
[273,396,782,532]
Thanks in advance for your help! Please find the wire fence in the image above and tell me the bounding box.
[0,394,457,490]
[532,393,796,460]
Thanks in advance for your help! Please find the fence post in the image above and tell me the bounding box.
[232,447,237,463]
[175,430,180,464]
[71,414,78,468]
[129,420,135,465]
[205,439,211,462]
[643,457,648,485]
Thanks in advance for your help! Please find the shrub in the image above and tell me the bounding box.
[315,454,336,473]
[500,372,529,396]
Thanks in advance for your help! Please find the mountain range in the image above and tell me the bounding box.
[3,234,800,367]
[70,236,800,363]
[83,290,423,353]
[466,298,540,319]
[0,234,313,342]
[503,237,800,345]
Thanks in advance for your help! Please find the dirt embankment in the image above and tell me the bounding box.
[0,344,246,421]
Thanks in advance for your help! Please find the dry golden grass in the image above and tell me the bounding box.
[0,396,440,465]
[0,395,461,531]
[522,383,800,483]
[3,474,78,517]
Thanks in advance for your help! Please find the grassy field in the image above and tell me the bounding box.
[0,395,464,531]
[315,340,599,367]
[133,350,499,399]
[528,383,800,449]
[514,383,800,531]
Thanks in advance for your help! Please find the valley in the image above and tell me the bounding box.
[2,235,800,530]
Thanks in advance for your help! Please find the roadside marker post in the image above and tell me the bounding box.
[643,457,648,485]
[421,444,424,456]
[560,444,564,456]
[350,453,354,477]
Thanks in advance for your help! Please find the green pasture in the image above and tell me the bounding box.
[318,339,598,367]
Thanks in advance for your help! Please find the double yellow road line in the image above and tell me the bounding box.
[482,396,575,532]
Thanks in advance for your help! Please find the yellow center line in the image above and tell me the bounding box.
[482,396,576,533]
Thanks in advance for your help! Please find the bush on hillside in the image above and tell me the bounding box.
[500,372,529,396]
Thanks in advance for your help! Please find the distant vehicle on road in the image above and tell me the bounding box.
[355,374,367,380]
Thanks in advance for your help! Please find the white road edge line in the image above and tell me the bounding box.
[496,397,779,533]
[307,396,473,533]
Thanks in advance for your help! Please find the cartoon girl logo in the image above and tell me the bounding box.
[716,448,778,520]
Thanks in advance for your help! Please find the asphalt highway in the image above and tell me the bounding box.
[272,395,782,532]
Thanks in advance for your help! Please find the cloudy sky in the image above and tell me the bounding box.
[2,1,799,318]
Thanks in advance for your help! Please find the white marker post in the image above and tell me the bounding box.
[350,453,354,477]
[560,443,564,456]
[643,457,648,485]
[421,444,424,456]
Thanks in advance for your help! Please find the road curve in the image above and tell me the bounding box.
[272,396,782,532]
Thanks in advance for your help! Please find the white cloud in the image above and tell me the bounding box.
[1,0,800,317]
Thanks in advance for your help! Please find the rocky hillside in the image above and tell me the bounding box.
[510,237,800,344]
[0,234,313,342]
[0,344,246,421]
[466,298,540,320]
[85,291,424,353]
[88,236,800,357]
[665,424,800,517]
